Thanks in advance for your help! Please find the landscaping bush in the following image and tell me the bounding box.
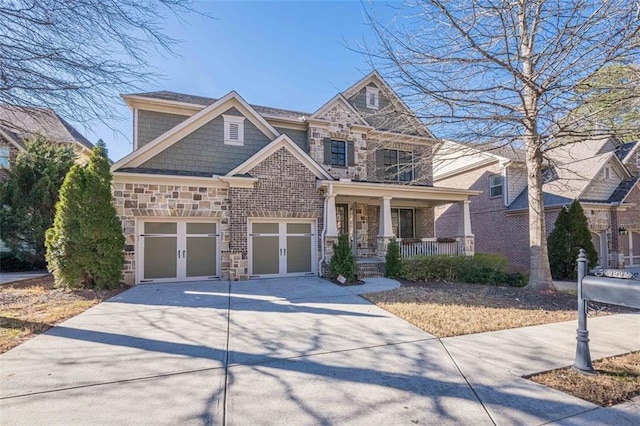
[385,239,402,278]
[400,253,522,285]
[46,141,124,289]
[328,233,357,282]
[548,200,598,280]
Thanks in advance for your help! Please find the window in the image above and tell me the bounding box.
[489,174,504,198]
[382,149,414,182]
[336,204,349,235]
[391,208,415,239]
[331,140,346,167]
[0,146,9,168]
[603,166,612,180]
[366,86,379,109]
[636,153,640,167]
[223,114,245,146]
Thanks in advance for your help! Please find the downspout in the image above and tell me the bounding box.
[318,183,333,276]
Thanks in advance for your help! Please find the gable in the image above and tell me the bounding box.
[343,72,432,137]
[139,107,272,176]
[227,134,331,180]
[581,157,626,201]
[112,91,280,171]
[310,94,369,127]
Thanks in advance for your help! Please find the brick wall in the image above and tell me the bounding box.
[229,147,325,278]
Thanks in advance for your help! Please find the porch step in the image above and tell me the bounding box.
[357,259,386,278]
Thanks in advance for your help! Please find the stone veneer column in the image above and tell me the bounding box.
[456,200,474,256]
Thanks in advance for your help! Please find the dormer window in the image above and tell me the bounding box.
[603,166,612,180]
[636,152,640,167]
[489,174,504,198]
[223,115,245,146]
[366,86,379,110]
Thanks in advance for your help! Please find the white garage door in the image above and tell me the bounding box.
[249,220,316,278]
[138,219,220,283]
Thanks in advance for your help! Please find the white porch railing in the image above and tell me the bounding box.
[397,238,461,258]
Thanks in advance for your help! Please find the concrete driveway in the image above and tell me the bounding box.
[1,277,638,425]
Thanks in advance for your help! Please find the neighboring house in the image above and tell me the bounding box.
[0,105,95,181]
[111,72,479,285]
[434,136,640,271]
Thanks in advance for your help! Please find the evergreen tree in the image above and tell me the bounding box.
[547,200,598,280]
[385,239,402,278]
[0,135,75,267]
[547,207,572,280]
[46,140,124,289]
[328,233,357,282]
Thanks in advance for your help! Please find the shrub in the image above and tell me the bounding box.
[0,252,39,272]
[548,200,598,280]
[328,233,357,282]
[385,239,402,277]
[46,141,124,289]
[400,253,518,285]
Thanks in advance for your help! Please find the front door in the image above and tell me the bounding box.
[249,220,316,277]
[139,219,220,283]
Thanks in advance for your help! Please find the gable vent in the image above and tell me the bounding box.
[229,123,239,140]
[223,114,245,146]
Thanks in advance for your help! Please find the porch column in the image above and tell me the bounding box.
[325,194,338,237]
[457,200,474,256]
[378,196,394,237]
[377,196,394,257]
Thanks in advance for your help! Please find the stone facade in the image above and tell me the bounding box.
[113,181,230,284]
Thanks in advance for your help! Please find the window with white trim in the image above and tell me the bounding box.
[603,166,612,180]
[0,146,10,168]
[223,114,245,146]
[366,86,379,109]
[489,174,504,198]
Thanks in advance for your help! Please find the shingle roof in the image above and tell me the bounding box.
[615,141,639,162]
[0,105,94,150]
[116,167,214,177]
[507,189,573,211]
[607,176,640,204]
[127,90,311,121]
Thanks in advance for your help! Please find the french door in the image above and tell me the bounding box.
[139,219,220,283]
[249,220,316,277]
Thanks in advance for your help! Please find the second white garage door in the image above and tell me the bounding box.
[248,220,316,278]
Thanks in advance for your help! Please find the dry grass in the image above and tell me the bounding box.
[364,281,633,338]
[529,352,640,406]
[0,276,128,353]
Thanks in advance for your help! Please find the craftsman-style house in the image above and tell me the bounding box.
[111,72,479,284]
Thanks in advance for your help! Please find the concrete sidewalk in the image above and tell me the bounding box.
[0,277,638,425]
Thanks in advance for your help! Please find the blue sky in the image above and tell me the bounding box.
[85,1,398,161]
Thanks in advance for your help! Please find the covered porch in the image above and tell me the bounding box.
[318,180,480,264]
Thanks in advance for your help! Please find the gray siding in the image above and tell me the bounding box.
[137,110,189,148]
[140,107,272,175]
[274,127,308,152]
[349,83,419,135]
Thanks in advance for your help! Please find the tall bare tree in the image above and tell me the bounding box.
[0,1,209,128]
[365,0,640,289]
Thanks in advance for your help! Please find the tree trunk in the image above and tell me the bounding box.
[524,142,555,290]
[519,1,555,291]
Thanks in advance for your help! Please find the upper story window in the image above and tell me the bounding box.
[323,138,354,167]
[382,149,413,182]
[366,86,379,110]
[636,152,640,167]
[0,146,10,168]
[603,166,612,180]
[223,114,245,146]
[331,140,346,167]
[489,174,504,198]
